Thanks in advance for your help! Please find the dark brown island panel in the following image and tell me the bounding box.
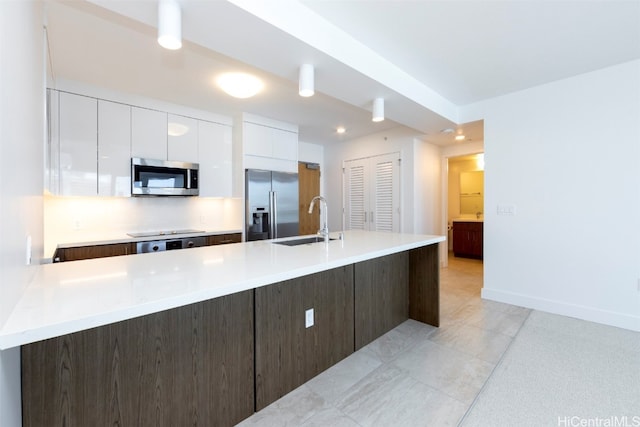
[21,243,439,427]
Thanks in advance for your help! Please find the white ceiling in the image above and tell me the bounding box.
[45,0,640,147]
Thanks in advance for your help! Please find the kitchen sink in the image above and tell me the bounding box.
[273,236,335,246]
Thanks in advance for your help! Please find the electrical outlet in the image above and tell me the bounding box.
[305,308,314,328]
[72,218,81,230]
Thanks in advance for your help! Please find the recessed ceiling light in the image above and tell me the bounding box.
[336,126,346,134]
[217,72,264,99]
[440,128,454,134]
[455,135,466,141]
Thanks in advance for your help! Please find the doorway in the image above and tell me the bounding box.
[442,153,485,267]
[298,162,321,235]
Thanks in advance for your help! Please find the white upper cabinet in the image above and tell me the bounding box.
[198,120,233,197]
[98,100,131,196]
[243,120,298,173]
[46,89,60,195]
[167,114,198,163]
[59,92,98,196]
[131,106,167,160]
[47,87,235,198]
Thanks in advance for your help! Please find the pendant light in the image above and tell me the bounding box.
[158,0,182,50]
[299,64,314,97]
[372,98,384,122]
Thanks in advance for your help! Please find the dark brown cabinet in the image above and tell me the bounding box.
[254,265,354,410]
[207,232,242,246]
[53,242,135,262]
[453,221,483,259]
[22,245,441,426]
[54,232,242,262]
[354,252,409,350]
[22,290,255,427]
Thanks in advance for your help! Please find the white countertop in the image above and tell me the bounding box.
[0,230,444,350]
[452,217,484,223]
[55,229,243,249]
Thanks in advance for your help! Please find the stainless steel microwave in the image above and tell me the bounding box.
[131,158,199,196]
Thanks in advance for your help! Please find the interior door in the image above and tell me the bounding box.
[370,152,400,232]
[344,158,368,230]
[298,162,321,235]
[344,153,400,232]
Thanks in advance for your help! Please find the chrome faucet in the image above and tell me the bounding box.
[308,196,329,243]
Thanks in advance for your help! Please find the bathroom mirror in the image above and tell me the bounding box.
[460,171,484,215]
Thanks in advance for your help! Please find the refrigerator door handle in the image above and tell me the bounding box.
[269,191,278,238]
[272,191,278,238]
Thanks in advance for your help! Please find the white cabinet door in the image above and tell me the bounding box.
[243,122,272,158]
[198,120,233,197]
[131,106,167,160]
[167,114,198,163]
[344,153,400,232]
[243,121,298,173]
[98,100,131,196]
[46,89,60,195]
[59,92,98,196]
[272,128,298,161]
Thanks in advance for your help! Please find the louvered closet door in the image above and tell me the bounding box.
[344,153,400,232]
[344,158,368,230]
[371,153,400,232]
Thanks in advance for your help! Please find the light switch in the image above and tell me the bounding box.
[305,308,314,328]
[497,204,516,215]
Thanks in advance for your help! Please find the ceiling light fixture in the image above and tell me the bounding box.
[455,135,466,141]
[299,64,314,97]
[157,0,182,50]
[217,72,264,99]
[336,126,346,134]
[372,98,384,122]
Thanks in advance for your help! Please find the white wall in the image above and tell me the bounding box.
[0,1,45,425]
[44,196,243,258]
[461,60,640,331]
[413,139,442,235]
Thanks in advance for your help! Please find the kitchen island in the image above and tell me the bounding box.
[3,230,444,427]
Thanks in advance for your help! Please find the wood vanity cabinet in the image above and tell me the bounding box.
[453,221,483,259]
[53,242,135,262]
[22,290,255,427]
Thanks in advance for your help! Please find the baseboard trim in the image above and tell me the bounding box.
[481,288,640,332]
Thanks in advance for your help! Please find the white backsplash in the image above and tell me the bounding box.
[44,195,243,257]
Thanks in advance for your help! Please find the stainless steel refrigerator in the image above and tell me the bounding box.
[245,169,299,241]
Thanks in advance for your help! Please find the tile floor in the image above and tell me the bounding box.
[238,254,532,426]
